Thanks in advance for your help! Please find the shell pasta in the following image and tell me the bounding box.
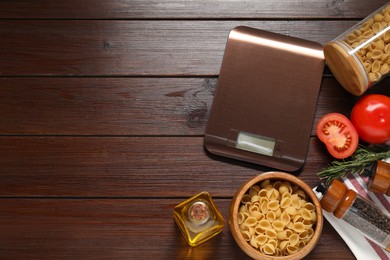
[238,180,317,256]
[341,4,390,84]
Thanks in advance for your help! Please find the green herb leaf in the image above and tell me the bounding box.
[317,145,390,185]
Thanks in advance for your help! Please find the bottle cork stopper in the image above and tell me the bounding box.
[368,160,390,196]
[324,42,368,96]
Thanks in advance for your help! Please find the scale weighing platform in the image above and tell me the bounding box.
[205,26,325,172]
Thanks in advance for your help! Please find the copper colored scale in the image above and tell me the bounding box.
[205,26,325,171]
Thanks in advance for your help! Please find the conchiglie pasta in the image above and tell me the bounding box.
[286,221,294,230]
[255,234,268,245]
[254,225,265,235]
[280,211,291,226]
[279,182,292,195]
[265,228,278,239]
[249,203,260,213]
[250,210,264,221]
[277,230,287,240]
[295,189,306,200]
[381,53,390,62]
[259,196,269,204]
[289,233,299,247]
[285,206,297,216]
[258,189,268,197]
[244,216,258,227]
[250,195,261,203]
[258,219,271,230]
[272,181,282,190]
[272,220,285,232]
[249,185,260,197]
[260,201,269,214]
[285,229,293,238]
[266,211,277,222]
[241,194,251,203]
[337,3,390,84]
[260,179,271,188]
[302,202,315,211]
[267,200,280,211]
[275,248,283,256]
[280,197,292,209]
[239,204,247,213]
[238,212,249,224]
[293,222,305,233]
[250,236,259,248]
[291,195,301,209]
[274,207,282,218]
[371,49,384,60]
[303,219,314,230]
[299,230,309,240]
[310,211,317,223]
[381,63,389,74]
[237,180,318,257]
[298,241,307,250]
[292,215,303,223]
[262,243,276,255]
[241,230,252,241]
[279,240,289,250]
[286,245,298,255]
[299,208,312,221]
[266,188,279,200]
[268,239,277,248]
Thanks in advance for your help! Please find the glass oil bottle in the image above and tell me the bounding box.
[173,191,225,246]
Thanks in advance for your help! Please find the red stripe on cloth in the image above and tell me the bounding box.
[366,239,390,260]
[346,175,390,260]
[346,175,370,200]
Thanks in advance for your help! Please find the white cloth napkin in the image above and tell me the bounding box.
[314,166,390,260]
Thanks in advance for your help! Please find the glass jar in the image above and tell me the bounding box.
[320,179,390,251]
[324,3,390,95]
[173,191,225,246]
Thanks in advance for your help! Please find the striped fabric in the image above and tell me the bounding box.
[343,173,390,260]
[315,166,390,260]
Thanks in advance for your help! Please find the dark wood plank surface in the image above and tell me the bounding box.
[0,199,352,259]
[0,1,388,259]
[0,0,387,19]
[0,20,358,76]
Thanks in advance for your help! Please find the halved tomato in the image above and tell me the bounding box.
[316,113,359,159]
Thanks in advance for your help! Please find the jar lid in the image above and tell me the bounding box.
[320,179,347,213]
[324,42,368,96]
[368,160,390,195]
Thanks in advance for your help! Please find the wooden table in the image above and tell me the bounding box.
[0,1,389,259]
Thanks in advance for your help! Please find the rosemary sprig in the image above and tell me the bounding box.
[317,145,390,185]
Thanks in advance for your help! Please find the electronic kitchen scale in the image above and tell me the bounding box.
[204,26,325,172]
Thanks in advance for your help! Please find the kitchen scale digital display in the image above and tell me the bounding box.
[204,26,325,171]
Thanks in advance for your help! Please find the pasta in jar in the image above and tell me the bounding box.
[324,3,390,95]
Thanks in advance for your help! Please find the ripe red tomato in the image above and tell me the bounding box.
[316,113,359,159]
[350,94,390,144]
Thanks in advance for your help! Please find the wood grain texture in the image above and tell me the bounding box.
[1,0,385,258]
[0,0,387,19]
[0,136,336,197]
[0,199,352,259]
[0,20,359,76]
[1,77,389,135]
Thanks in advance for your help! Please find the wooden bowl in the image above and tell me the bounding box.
[229,172,323,260]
